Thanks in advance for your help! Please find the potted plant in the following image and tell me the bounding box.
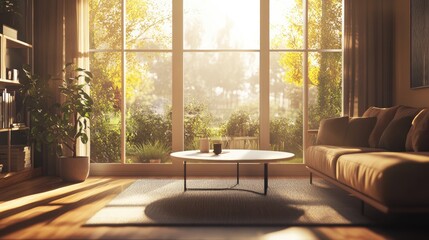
[21,63,93,182]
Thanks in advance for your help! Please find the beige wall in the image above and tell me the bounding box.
[394,0,429,107]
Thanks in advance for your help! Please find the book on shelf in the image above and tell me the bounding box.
[0,89,17,129]
[0,145,31,171]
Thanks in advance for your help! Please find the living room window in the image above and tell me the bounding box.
[270,0,343,163]
[183,0,260,151]
[89,0,172,163]
[88,0,342,165]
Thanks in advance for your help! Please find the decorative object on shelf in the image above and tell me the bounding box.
[6,68,12,80]
[411,0,429,88]
[5,68,19,81]
[21,63,93,182]
[0,145,31,171]
[2,25,17,39]
[12,69,18,80]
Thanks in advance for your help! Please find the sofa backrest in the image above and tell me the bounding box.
[314,105,428,151]
[364,105,427,152]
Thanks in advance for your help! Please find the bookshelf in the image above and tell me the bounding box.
[0,10,34,181]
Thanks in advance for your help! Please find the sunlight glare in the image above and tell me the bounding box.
[262,227,320,240]
[184,0,259,49]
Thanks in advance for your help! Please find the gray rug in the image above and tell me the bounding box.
[85,178,373,226]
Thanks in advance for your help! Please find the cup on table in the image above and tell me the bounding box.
[213,143,222,155]
[199,138,209,153]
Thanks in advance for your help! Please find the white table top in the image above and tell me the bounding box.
[170,149,295,163]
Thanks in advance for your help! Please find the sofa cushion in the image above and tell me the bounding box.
[336,152,429,207]
[363,106,400,148]
[378,106,421,152]
[316,116,349,146]
[344,117,377,147]
[305,145,382,179]
[378,116,414,151]
[406,109,429,152]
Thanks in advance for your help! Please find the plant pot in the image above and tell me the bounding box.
[149,159,161,163]
[58,156,90,182]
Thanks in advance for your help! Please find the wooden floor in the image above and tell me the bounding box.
[0,176,428,240]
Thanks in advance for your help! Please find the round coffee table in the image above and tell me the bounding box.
[170,149,295,195]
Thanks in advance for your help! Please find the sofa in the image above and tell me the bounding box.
[305,105,429,213]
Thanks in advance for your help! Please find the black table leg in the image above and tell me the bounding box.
[184,160,187,191]
[264,163,268,195]
[237,162,239,184]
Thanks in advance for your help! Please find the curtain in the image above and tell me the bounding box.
[343,0,395,117]
[75,0,91,157]
[34,0,85,175]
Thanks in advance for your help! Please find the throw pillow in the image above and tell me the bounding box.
[363,106,400,148]
[406,109,429,152]
[378,106,421,152]
[316,116,349,146]
[344,117,377,147]
[379,116,414,151]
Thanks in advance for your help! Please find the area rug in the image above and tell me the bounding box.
[85,178,373,226]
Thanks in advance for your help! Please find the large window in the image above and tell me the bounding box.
[270,0,343,163]
[89,0,172,163]
[183,0,260,151]
[89,0,342,165]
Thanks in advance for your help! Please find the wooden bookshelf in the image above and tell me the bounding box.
[0,1,37,183]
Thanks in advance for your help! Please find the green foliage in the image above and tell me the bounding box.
[21,66,58,152]
[89,0,172,162]
[125,101,212,158]
[273,0,342,132]
[270,114,303,158]
[270,117,292,151]
[89,52,122,162]
[91,121,121,163]
[21,64,93,157]
[222,110,259,137]
[128,141,169,163]
[127,106,171,147]
[183,101,212,149]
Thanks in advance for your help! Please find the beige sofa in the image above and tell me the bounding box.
[305,106,429,213]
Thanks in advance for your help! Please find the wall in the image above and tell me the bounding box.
[394,0,429,107]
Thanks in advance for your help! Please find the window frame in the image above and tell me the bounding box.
[88,0,343,176]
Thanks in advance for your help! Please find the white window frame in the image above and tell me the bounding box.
[89,0,342,177]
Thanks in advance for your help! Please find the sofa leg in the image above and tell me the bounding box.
[309,172,313,184]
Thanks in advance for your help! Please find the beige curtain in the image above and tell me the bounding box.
[34,0,87,175]
[343,0,394,117]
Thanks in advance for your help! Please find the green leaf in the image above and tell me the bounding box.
[81,134,88,144]
[84,71,93,78]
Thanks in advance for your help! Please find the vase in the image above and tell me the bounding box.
[58,156,90,182]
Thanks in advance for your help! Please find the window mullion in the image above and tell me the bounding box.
[172,0,184,152]
[303,0,309,163]
[260,0,270,150]
[121,0,126,164]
